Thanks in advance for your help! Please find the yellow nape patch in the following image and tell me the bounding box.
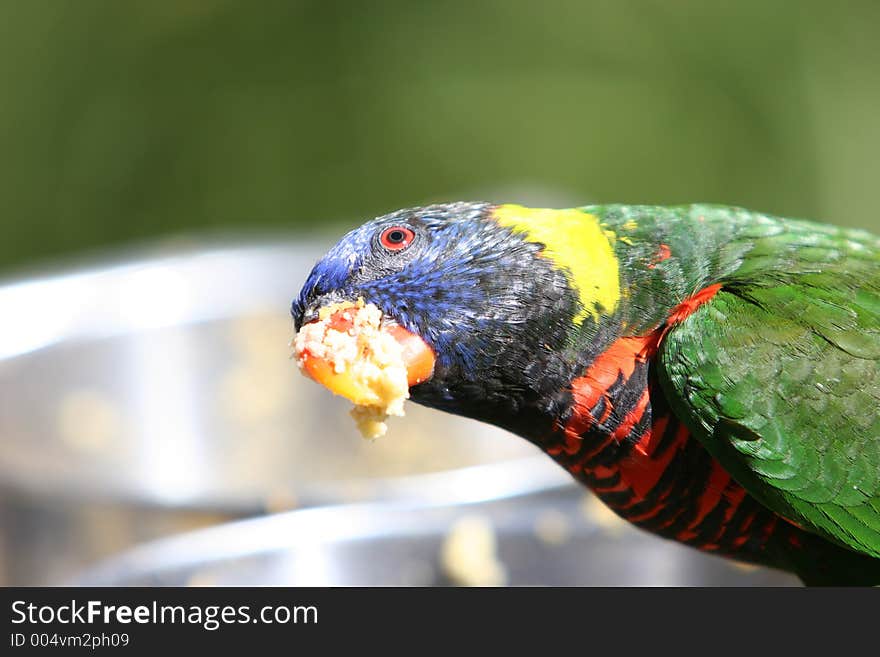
[492,204,620,324]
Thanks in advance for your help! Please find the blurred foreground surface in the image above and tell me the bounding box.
[77,487,798,587]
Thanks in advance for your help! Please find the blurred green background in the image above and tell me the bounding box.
[1,0,879,274]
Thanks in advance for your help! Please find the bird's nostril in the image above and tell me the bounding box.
[291,305,318,332]
[294,291,356,331]
[301,307,320,326]
[291,299,306,332]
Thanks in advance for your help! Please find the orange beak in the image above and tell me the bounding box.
[295,305,435,406]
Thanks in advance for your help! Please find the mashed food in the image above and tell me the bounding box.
[440,515,508,587]
[293,300,410,439]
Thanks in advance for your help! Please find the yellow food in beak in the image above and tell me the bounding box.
[292,301,435,437]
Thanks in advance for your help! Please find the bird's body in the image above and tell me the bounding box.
[293,202,880,585]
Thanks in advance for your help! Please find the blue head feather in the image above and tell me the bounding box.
[294,203,540,368]
[292,202,579,416]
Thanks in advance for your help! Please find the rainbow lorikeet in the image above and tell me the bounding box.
[291,203,880,585]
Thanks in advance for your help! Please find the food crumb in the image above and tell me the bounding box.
[293,301,409,439]
[263,487,300,514]
[729,560,759,573]
[533,509,571,546]
[186,571,219,587]
[580,492,627,536]
[440,515,507,587]
[349,405,390,440]
[57,389,121,452]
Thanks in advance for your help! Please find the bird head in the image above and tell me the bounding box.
[291,202,622,437]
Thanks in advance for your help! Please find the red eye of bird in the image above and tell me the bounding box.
[379,226,415,251]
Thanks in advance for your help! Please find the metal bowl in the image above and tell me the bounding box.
[76,485,800,587]
[0,236,803,587]
[0,238,560,585]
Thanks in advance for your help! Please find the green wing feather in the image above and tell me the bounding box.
[658,217,880,558]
